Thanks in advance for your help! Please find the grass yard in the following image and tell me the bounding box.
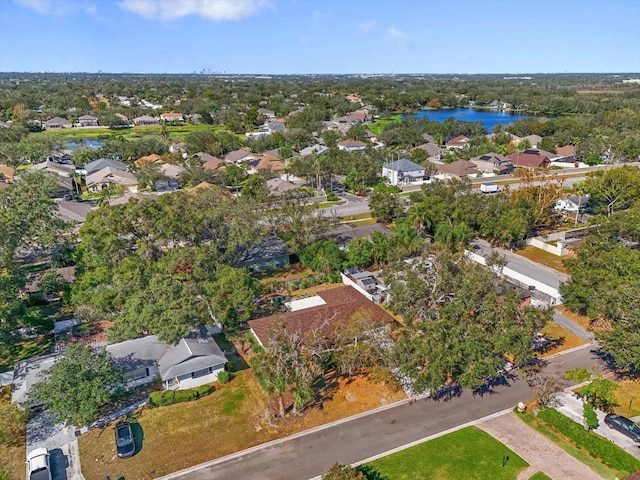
[78,370,405,479]
[612,379,640,418]
[529,473,552,480]
[340,212,373,222]
[367,427,528,480]
[368,114,403,135]
[344,219,379,226]
[516,412,621,480]
[40,123,225,143]
[514,246,568,274]
[289,282,344,297]
[0,388,27,480]
[556,306,592,331]
[538,322,587,357]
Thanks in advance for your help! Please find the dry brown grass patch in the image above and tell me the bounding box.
[555,306,592,331]
[538,322,587,357]
[515,246,568,274]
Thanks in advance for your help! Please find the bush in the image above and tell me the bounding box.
[537,408,640,473]
[217,371,232,384]
[326,190,338,201]
[149,385,213,407]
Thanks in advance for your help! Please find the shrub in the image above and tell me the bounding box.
[537,408,640,473]
[149,385,213,407]
[564,367,591,383]
[217,371,232,384]
[326,190,338,201]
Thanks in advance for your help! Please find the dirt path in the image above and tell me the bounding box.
[477,412,603,480]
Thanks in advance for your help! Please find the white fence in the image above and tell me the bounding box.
[526,237,568,256]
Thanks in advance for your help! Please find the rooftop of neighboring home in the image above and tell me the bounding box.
[300,144,330,156]
[422,133,436,143]
[317,223,392,248]
[555,145,576,157]
[248,285,395,347]
[45,116,72,126]
[86,167,138,187]
[55,199,94,223]
[225,148,254,163]
[414,143,445,156]
[160,111,184,120]
[237,235,289,266]
[437,159,480,177]
[134,153,163,168]
[507,150,551,168]
[383,158,425,172]
[30,160,75,176]
[84,158,128,174]
[337,139,367,148]
[250,154,286,172]
[159,163,184,179]
[266,177,298,196]
[109,192,158,206]
[201,155,225,170]
[446,135,471,147]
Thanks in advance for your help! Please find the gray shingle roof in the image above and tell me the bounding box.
[383,159,425,172]
[84,158,127,174]
[158,335,226,380]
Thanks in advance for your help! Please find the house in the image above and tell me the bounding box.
[158,330,228,390]
[258,108,276,118]
[248,285,394,348]
[555,145,576,162]
[266,177,298,196]
[345,94,362,103]
[318,223,392,249]
[0,164,15,183]
[333,111,369,126]
[169,142,188,156]
[106,335,168,389]
[44,117,72,130]
[159,163,184,180]
[520,134,542,148]
[77,115,98,127]
[55,199,93,224]
[259,119,287,134]
[83,158,128,175]
[554,194,590,213]
[248,154,286,174]
[114,113,129,124]
[382,159,426,186]
[133,115,159,126]
[341,266,387,303]
[236,236,290,271]
[299,145,329,156]
[469,152,514,175]
[86,167,138,193]
[47,149,74,164]
[160,112,184,122]
[413,143,445,161]
[422,133,436,143]
[30,160,75,177]
[446,135,471,149]
[337,140,367,152]
[21,266,76,300]
[436,160,480,179]
[109,192,158,206]
[225,149,255,165]
[134,153,163,168]
[201,155,225,171]
[507,150,551,169]
[486,132,521,144]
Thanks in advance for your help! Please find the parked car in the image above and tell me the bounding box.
[26,447,51,480]
[604,414,640,444]
[115,421,136,458]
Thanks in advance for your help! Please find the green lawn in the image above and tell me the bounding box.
[40,123,226,142]
[368,114,402,135]
[529,473,552,480]
[367,427,528,480]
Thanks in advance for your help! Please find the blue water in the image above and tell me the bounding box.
[404,108,533,133]
[64,138,105,150]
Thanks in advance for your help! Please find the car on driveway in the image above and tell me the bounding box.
[115,421,136,458]
[604,414,640,444]
[26,447,51,480]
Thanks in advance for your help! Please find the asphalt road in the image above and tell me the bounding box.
[161,346,604,480]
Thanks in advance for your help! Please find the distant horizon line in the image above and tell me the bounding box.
[1,71,639,77]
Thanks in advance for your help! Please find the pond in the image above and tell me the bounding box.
[63,138,105,150]
[404,108,533,133]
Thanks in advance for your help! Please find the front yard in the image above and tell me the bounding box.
[367,426,528,480]
[78,369,405,479]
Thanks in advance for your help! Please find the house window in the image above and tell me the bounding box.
[191,367,213,379]
[125,367,150,382]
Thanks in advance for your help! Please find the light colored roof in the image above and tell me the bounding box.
[160,163,184,179]
[266,177,298,195]
[158,335,226,380]
[337,140,367,148]
[30,160,74,175]
[86,166,138,187]
[446,135,470,146]
[414,143,444,156]
[107,335,168,373]
[300,145,329,156]
[45,116,71,125]
[84,158,127,174]
[78,114,98,120]
[225,149,253,163]
[383,159,425,172]
[55,199,94,223]
[134,153,163,167]
[12,353,60,404]
[109,192,158,205]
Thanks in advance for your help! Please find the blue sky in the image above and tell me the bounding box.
[1,0,639,74]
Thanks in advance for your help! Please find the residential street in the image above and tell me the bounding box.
[159,345,603,480]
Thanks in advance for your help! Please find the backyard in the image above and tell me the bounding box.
[367,427,529,480]
[514,246,569,274]
[78,369,405,479]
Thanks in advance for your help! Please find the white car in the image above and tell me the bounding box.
[26,447,51,480]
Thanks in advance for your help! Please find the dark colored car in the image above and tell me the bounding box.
[115,421,136,458]
[604,414,640,444]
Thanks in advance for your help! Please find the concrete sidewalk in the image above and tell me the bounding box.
[478,411,603,479]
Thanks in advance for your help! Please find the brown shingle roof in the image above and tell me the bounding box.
[248,286,395,346]
[556,145,576,157]
[507,152,551,168]
[437,160,479,177]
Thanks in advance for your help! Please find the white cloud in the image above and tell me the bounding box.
[356,20,376,33]
[15,0,53,14]
[118,0,269,21]
[385,27,410,48]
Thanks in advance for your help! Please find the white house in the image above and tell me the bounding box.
[382,159,426,186]
[337,140,367,152]
[554,194,590,213]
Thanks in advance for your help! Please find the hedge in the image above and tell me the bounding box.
[537,408,640,473]
[149,385,213,407]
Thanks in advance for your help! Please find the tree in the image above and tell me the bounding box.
[37,269,67,297]
[583,402,599,430]
[299,240,343,274]
[209,265,261,330]
[136,162,163,190]
[332,310,387,377]
[241,173,270,202]
[369,190,400,224]
[345,238,374,268]
[581,378,619,412]
[579,166,640,216]
[29,344,124,425]
[524,370,562,408]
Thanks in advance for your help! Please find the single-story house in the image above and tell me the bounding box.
[160,163,184,179]
[55,199,94,224]
[158,332,228,390]
[201,156,226,171]
[86,167,138,193]
[30,160,75,177]
[225,149,256,165]
[446,135,471,149]
[258,108,276,118]
[554,194,590,213]
[248,155,286,174]
[0,164,15,183]
[259,119,287,134]
[266,177,298,196]
[422,133,436,143]
[337,140,367,152]
[44,117,72,130]
[436,160,480,180]
[248,285,395,348]
[114,113,129,123]
[77,115,98,127]
[554,145,576,162]
[413,143,445,161]
[160,112,184,122]
[299,145,330,156]
[237,236,290,271]
[134,153,163,168]
[83,158,128,175]
[469,152,514,175]
[109,192,158,206]
[133,115,159,126]
[382,159,426,186]
[508,150,551,169]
